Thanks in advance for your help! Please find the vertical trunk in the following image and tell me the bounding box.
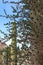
[10,22,17,65]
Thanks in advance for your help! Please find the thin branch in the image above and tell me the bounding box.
[0,35,11,43]
[3,37,11,43]
[0,14,28,19]
[2,0,22,4]
[2,0,8,4]
[0,30,8,36]
[4,9,8,16]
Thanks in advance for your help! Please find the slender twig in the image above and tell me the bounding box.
[2,0,22,4]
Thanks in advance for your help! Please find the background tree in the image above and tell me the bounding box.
[4,22,17,65]
[0,1,22,65]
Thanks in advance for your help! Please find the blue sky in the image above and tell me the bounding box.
[0,0,13,34]
[0,0,23,48]
[0,0,22,35]
[0,0,19,45]
[0,0,20,36]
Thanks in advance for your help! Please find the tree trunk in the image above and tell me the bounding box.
[10,22,17,65]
